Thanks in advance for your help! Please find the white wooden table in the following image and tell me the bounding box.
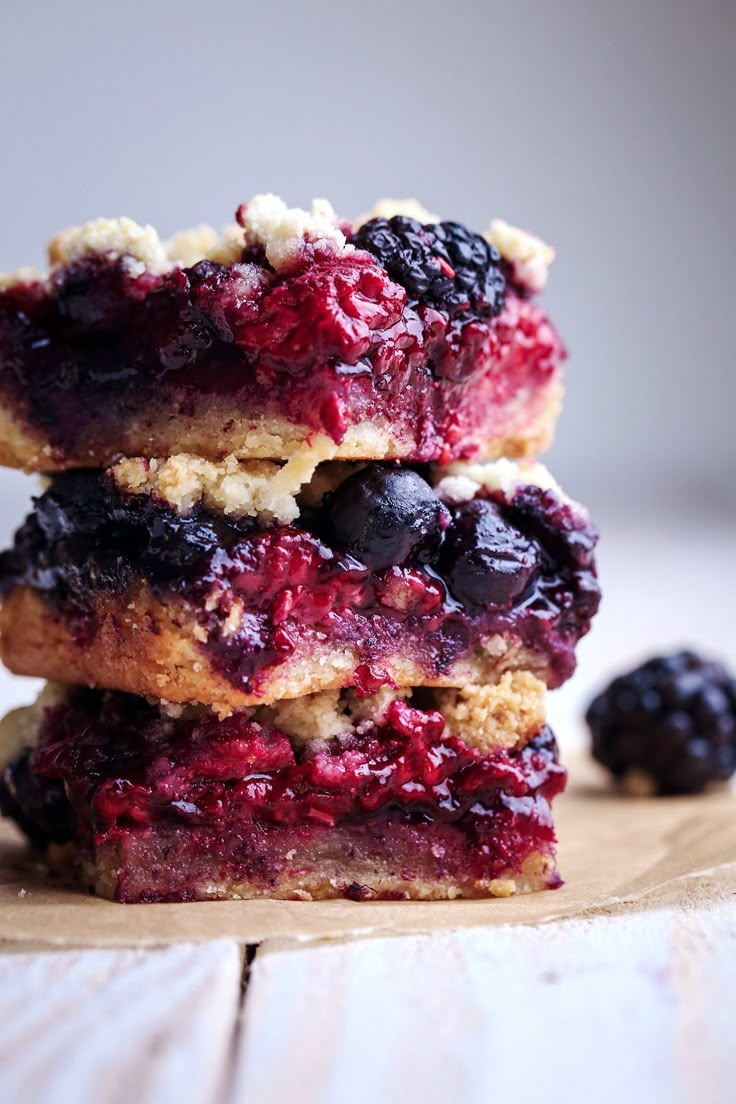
[0,517,733,1103]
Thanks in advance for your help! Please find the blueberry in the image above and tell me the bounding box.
[587,650,736,794]
[440,499,541,608]
[349,216,505,318]
[325,466,448,570]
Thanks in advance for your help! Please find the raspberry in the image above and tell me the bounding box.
[587,651,736,794]
[234,255,407,368]
[349,216,505,318]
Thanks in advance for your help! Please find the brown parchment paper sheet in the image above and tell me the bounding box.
[0,757,734,948]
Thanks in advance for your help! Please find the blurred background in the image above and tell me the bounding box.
[0,0,734,733]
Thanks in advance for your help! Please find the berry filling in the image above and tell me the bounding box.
[0,212,564,465]
[0,465,600,692]
[0,689,566,902]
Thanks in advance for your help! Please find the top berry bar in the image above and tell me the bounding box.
[0,196,564,472]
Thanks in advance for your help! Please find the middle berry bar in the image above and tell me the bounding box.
[0,459,599,708]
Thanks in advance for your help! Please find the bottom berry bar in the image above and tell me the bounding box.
[0,682,566,903]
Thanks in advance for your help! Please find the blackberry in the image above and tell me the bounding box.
[0,749,74,850]
[587,651,736,794]
[440,499,541,609]
[349,216,506,318]
[325,465,449,570]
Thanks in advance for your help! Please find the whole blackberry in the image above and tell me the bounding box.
[0,749,74,850]
[349,216,506,318]
[587,651,736,794]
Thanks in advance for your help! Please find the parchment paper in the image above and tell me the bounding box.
[1,757,734,947]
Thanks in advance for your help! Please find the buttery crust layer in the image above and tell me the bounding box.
[79,841,558,903]
[0,586,552,713]
[0,379,561,472]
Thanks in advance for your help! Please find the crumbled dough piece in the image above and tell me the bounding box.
[164,225,219,267]
[221,600,245,639]
[238,194,353,273]
[484,219,555,293]
[47,217,172,275]
[0,266,45,290]
[353,198,440,230]
[265,685,412,748]
[344,686,412,729]
[435,671,547,754]
[0,683,70,766]
[265,690,353,746]
[206,224,245,265]
[111,436,336,525]
[433,458,563,504]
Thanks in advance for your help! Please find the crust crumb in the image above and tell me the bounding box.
[488,877,517,897]
[0,266,45,290]
[433,458,562,505]
[264,685,411,748]
[164,225,219,267]
[435,671,547,754]
[485,219,555,292]
[238,194,353,274]
[111,437,337,525]
[353,198,440,230]
[48,217,171,275]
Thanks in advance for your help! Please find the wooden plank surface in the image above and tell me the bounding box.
[2,906,734,1104]
[232,905,736,1104]
[0,942,242,1104]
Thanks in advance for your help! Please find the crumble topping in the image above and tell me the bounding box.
[47,217,172,275]
[433,458,563,505]
[2,678,548,768]
[485,219,555,293]
[237,194,354,274]
[111,436,336,524]
[435,672,547,754]
[164,225,219,267]
[0,266,45,290]
[263,686,411,748]
[353,198,440,230]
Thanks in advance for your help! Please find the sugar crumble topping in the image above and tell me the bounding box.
[111,435,337,525]
[237,194,354,274]
[163,225,219,268]
[433,458,564,505]
[47,217,172,276]
[4,201,556,293]
[0,266,45,290]
[485,219,555,293]
[353,198,440,230]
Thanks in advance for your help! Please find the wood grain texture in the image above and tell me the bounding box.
[0,942,241,1104]
[231,905,736,1104]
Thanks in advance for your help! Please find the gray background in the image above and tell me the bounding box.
[0,0,734,533]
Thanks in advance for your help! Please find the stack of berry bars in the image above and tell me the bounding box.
[0,196,600,902]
